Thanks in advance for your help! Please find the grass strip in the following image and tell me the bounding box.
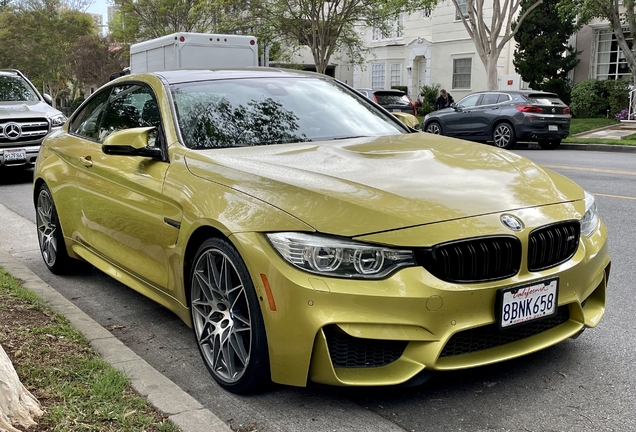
[0,268,179,432]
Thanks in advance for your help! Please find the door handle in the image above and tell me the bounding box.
[80,156,93,168]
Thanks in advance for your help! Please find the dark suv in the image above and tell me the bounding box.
[0,69,66,167]
[422,90,571,149]
[356,88,417,116]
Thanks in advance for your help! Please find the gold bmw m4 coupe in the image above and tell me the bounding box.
[33,69,610,394]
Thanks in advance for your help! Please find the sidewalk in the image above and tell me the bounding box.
[0,203,231,432]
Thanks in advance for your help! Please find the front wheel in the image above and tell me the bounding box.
[36,184,73,274]
[190,237,270,393]
[425,121,442,135]
[538,139,561,150]
[493,123,517,149]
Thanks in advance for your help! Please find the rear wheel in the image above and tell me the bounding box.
[425,121,442,135]
[36,184,74,274]
[538,139,561,150]
[493,122,517,149]
[190,237,270,393]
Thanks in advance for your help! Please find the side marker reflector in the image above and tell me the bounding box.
[260,274,277,311]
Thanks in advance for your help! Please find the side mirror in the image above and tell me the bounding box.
[101,127,164,160]
[43,94,53,105]
[450,102,458,110]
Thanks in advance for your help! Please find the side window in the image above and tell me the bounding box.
[98,84,162,144]
[457,94,481,108]
[480,93,499,105]
[497,94,511,104]
[70,90,111,140]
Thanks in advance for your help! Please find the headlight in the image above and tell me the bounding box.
[580,190,599,237]
[50,114,67,128]
[267,232,416,279]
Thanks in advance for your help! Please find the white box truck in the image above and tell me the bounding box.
[130,32,259,73]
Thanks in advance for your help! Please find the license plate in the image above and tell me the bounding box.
[499,278,558,329]
[548,125,558,131]
[4,149,26,162]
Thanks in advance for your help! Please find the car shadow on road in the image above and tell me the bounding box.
[0,167,34,185]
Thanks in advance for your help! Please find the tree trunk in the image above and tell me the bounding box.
[485,56,499,90]
[0,344,43,432]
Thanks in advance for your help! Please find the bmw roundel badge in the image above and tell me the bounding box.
[500,214,523,231]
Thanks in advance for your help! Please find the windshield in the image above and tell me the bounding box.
[0,74,39,102]
[171,77,405,149]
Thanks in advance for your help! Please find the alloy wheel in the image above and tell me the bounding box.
[191,248,252,384]
[426,122,441,134]
[36,189,58,267]
[493,124,515,149]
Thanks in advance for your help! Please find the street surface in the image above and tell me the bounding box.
[0,148,634,432]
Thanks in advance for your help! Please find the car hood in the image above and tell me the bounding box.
[0,100,62,118]
[184,134,583,237]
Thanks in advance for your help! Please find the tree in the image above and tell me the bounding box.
[513,0,579,102]
[0,0,96,107]
[448,0,544,90]
[112,0,235,42]
[250,0,435,75]
[0,344,43,432]
[559,0,636,84]
[68,35,129,88]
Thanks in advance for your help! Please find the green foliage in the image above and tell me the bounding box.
[604,79,630,118]
[540,78,573,105]
[570,79,609,118]
[0,0,96,107]
[513,0,579,100]
[250,0,437,74]
[418,83,440,115]
[391,85,408,94]
[112,0,246,43]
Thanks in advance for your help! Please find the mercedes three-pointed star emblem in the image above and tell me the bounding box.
[3,122,22,140]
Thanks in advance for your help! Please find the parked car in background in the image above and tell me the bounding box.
[0,69,67,167]
[34,69,608,394]
[422,90,571,150]
[356,88,420,129]
[356,88,417,116]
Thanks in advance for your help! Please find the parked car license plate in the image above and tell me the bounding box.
[548,125,558,131]
[4,149,26,162]
[499,278,558,328]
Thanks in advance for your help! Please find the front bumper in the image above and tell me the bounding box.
[0,145,41,166]
[232,202,610,387]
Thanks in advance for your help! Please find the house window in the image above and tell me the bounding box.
[396,13,404,38]
[455,0,468,20]
[372,64,385,89]
[452,58,472,89]
[594,29,632,80]
[390,64,401,87]
[372,27,382,41]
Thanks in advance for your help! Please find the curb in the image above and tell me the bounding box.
[515,142,636,153]
[0,247,231,432]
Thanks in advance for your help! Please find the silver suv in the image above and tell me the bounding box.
[0,69,66,167]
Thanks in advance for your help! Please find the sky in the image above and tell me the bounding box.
[85,0,110,28]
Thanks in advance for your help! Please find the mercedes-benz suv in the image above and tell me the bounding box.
[0,69,67,167]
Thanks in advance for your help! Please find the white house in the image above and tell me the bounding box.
[353,1,524,100]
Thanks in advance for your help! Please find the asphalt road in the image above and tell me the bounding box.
[0,147,634,432]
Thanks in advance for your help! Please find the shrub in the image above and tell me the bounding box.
[604,79,630,118]
[418,83,441,116]
[539,78,573,106]
[391,85,408,94]
[570,79,609,118]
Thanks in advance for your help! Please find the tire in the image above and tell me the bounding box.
[538,139,561,150]
[190,237,270,393]
[35,184,74,274]
[425,121,442,135]
[493,122,517,149]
